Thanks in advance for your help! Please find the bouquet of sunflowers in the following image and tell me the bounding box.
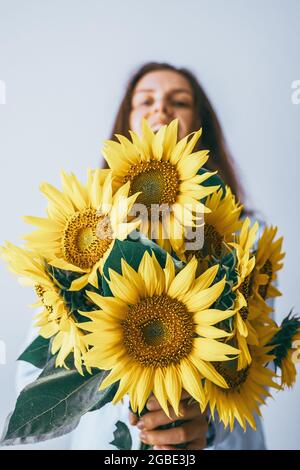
[1,119,299,448]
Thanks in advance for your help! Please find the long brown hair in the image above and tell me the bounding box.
[103,61,247,205]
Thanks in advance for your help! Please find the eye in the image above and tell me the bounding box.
[171,100,191,108]
[142,98,153,106]
[132,95,154,109]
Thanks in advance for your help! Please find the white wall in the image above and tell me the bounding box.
[0,0,299,450]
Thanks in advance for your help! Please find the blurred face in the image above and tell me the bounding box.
[129,70,197,139]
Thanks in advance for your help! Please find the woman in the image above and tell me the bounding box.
[17,62,267,450]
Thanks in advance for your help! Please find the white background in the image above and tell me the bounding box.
[0,0,299,450]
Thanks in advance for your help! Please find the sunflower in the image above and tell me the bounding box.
[202,186,243,247]
[235,225,284,337]
[267,313,300,388]
[23,169,140,291]
[231,291,254,370]
[183,185,243,262]
[252,225,285,305]
[48,315,89,374]
[205,341,281,431]
[230,217,258,292]
[82,251,240,416]
[226,218,260,369]
[280,344,300,388]
[0,242,88,373]
[102,119,219,254]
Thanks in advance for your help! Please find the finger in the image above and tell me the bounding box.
[186,437,207,450]
[140,418,208,446]
[128,411,138,426]
[146,390,196,411]
[179,390,191,400]
[139,402,203,431]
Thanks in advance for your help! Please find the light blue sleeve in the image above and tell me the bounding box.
[209,414,266,450]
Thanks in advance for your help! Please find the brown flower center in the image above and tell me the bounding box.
[239,274,254,320]
[124,161,179,208]
[62,209,113,270]
[203,224,223,258]
[258,259,273,299]
[213,360,250,390]
[121,295,194,367]
[35,284,53,313]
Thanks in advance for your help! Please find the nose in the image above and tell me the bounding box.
[152,98,172,121]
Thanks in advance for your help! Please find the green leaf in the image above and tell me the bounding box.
[1,358,116,446]
[268,311,300,367]
[102,238,183,296]
[135,232,184,270]
[105,239,150,274]
[89,381,119,411]
[102,239,150,296]
[18,336,51,369]
[110,421,132,450]
[47,264,83,290]
[102,239,158,296]
[211,249,238,312]
[198,167,226,199]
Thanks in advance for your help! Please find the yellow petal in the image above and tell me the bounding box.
[185,277,226,312]
[153,368,170,417]
[138,251,158,297]
[194,308,237,325]
[169,136,188,165]
[99,356,133,390]
[150,252,165,295]
[135,367,154,413]
[189,354,228,388]
[179,358,205,410]
[164,364,182,416]
[236,312,248,337]
[84,345,124,369]
[193,338,240,361]
[167,256,197,300]
[177,152,209,180]
[181,129,202,158]
[108,268,140,305]
[163,253,176,291]
[69,273,91,291]
[162,119,178,161]
[152,125,166,160]
[184,265,219,299]
[121,259,146,298]
[195,324,232,339]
